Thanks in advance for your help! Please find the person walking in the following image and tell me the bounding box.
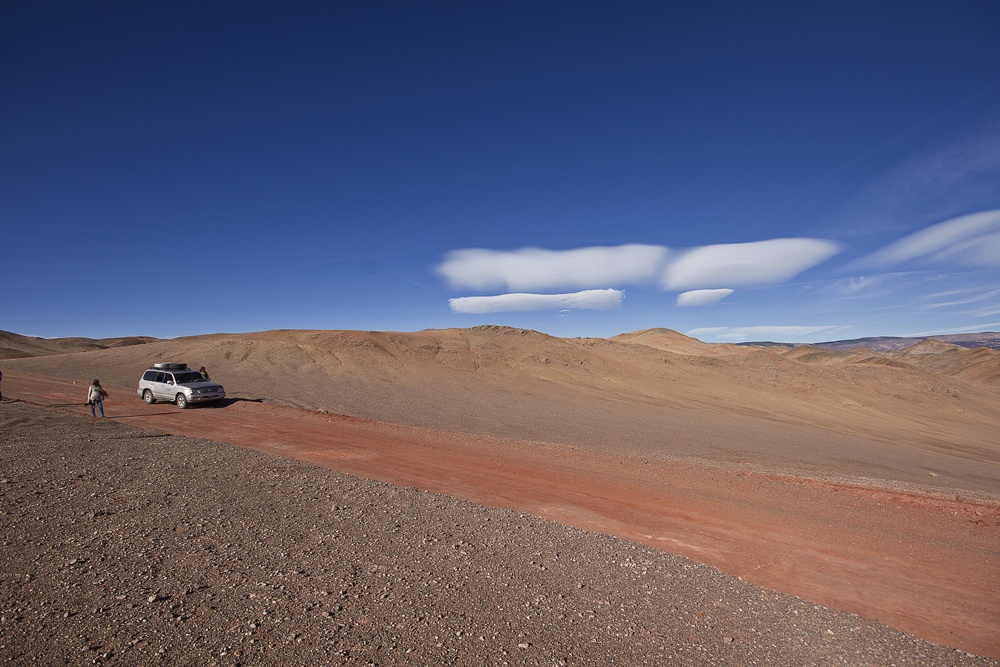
[198,366,210,380]
[87,379,108,418]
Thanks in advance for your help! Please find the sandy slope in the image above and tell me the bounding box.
[2,327,999,657]
[6,327,999,491]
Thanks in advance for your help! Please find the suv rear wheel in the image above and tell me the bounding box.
[142,389,156,404]
[176,394,189,409]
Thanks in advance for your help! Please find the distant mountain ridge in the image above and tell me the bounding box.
[738,332,1000,352]
[0,330,158,360]
[5,327,999,357]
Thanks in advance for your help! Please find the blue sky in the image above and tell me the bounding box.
[3,1,999,343]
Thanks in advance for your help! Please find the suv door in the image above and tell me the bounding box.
[153,371,174,400]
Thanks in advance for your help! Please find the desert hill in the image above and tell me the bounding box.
[4,326,1000,494]
[891,339,1000,387]
[610,327,746,356]
[0,329,156,360]
[773,338,1000,388]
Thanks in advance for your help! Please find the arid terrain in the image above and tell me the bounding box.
[1,326,998,664]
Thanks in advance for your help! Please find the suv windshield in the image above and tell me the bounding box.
[173,371,206,384]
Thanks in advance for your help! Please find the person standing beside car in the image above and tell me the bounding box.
[87,379,108,418]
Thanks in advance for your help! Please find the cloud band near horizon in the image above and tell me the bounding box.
[688,325,842,343]
[437,238,840,313]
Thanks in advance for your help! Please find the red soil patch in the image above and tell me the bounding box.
[8,371,999,658]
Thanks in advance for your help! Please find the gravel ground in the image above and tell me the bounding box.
[1,401,994,666]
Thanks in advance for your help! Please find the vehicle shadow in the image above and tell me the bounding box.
[104,398,265,415]
[204,397,265,408]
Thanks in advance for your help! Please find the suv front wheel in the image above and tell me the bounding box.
[176,394,189,409]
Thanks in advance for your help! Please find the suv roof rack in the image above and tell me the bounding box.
[152,362,188,370]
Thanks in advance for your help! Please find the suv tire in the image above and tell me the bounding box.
[176,394,189,409]
[142,389,156,404]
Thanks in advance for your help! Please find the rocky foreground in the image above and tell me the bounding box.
[1,401,994,666]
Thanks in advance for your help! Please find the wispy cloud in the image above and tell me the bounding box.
[662,239,841,290]
[924,288,1000,310]
[687,325,842,343]
[437,245,667,291]
[905,322,1000,337]
[448,289,624,314]
[837,120,1000,231]
[861,209,1000,268]
[829,276,881,295]
[920,285,1000,319]
[676,289,734,306]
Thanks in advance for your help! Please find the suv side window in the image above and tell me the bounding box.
[142,370,157,381]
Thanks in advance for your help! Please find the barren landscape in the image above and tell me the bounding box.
[1,326,999,664]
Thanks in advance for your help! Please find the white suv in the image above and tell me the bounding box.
[137,363,225,408]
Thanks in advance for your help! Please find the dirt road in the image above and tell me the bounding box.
[7,372,999,658]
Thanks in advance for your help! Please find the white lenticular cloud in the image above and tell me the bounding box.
[663,238,842,290]
[449,289,624,313]
[863,209,1000,267]
[676,288,734,306]
[437,245,668,291]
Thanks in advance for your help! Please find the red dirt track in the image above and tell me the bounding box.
[9,372,1000,658]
